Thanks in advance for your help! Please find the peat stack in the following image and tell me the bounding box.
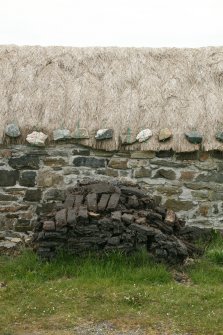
[33,179,212,264]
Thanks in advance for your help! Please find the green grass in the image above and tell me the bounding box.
[1,238,223,335]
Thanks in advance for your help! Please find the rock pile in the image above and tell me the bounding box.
[33,179,212,264]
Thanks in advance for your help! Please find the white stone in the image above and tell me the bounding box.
[95,129,113,140]
[26,131,48,146]
[136,129,153,143]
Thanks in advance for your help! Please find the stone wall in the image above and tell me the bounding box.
[0,144,223,234]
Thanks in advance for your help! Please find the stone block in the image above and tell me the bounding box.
[19,171,36,187]
[53,129,71,141]
[106,193,120,211]
[73,156,106,168]
[55,209,67,228]
[0,170,19,186]
[98,194,110,211]
[44,188,66,201]
[37,170,63,187]
[185,131,203,144]
[180,171,195,181]
[8,155,40,169]
[133,167,151,178]
[95,128,113,140]
[0,193,18,201]
[43,221,56,231]
[43,157,67,167]
[24,189,42,202]
[154,169,176,180]
[108,158,128,169]
[77,206,88,224]
[106,168,119,177]
[86,193,97,212]
[67,209,76,225]
[72,147,90,156]
[155,150,174,158]
[165,199,194,211]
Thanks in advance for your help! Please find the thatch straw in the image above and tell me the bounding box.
[1,45,223,151]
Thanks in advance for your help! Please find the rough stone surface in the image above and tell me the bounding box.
[0,170,19,186]
[185,131,203,144]
[136,129,153,143]
[5,123,21,138]
[26,131,48,146]
[95,129,113,140]
[73,156,106,168]
[24,189,42,202]
[216,131,223,142]
[108,158,128,169]
[8,155,39,169]
[158,128,172,141]
[19,171,36,187]
[154,168,176,180]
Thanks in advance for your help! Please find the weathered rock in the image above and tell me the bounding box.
[73,156,106,168]
[136,129,153,143]
[43,157,67,167]
[108,158,128,169]
[72,147,90,156]
[37,170,63,187]
[122,213,134,225]
[165,199,194,211]
[71,128,89,139]
[26,131,48,146]
[53,129,71,141]
[158,128,172,141]
[55,209,67,228]
[95,129,113,140]
[43,221,56,231]
[44,188,66,201]
[86,193,97,212]
[24,189,42,202]
[19,171,36,187]
[98,194,110,211]
[0,170,19,186]
[133,167,151,178]
[216,131,223,142]
[5,123,21,138]
[185,131,203,144]
[154,168,176,180]
[8,155,39,170]
[165,209,176,225]
[0,193,18,201]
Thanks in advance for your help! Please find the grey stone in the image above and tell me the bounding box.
[19,171,36,187]
[133,167,151,178]
[24,189,42,202]
[0,193,18,201]
[154,168,176,180]
[0,170,19,186]
[44,188,66,201]
[8,155,40,170]
[216,131,223,142]
[73,156,106,168]
[72,147,90,156]
[95,129,113,140]
[185,131,203,144]
[165,199,194,211]
[108,236,120,245]
[53,129,71,141]
[5,123,21,138]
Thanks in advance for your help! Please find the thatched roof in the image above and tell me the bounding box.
[1,45,223,152]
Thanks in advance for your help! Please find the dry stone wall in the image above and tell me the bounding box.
[0,144,223,237]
